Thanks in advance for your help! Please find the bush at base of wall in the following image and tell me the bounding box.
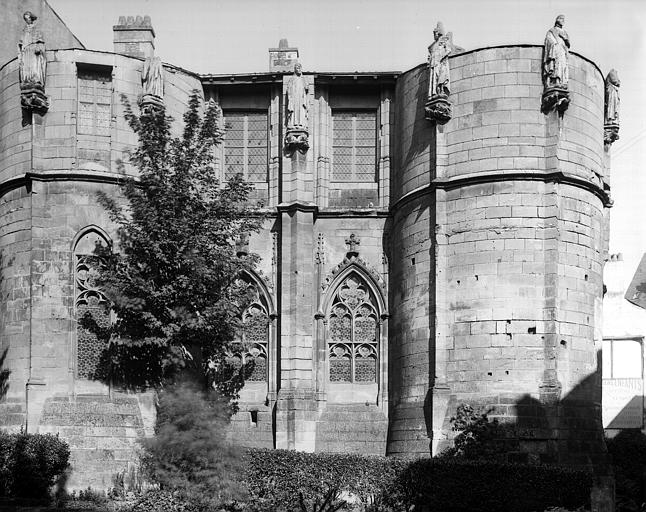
[244,449,592,512]
[0,431,70,501]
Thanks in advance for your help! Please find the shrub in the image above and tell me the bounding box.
[244,449,405,510]
[141,383,246,510]
[438,403,511,461]
[245,449,592,512]
[0,431,70,501]
[129,490,200,512]
[606,431,646,512]
[394,458,592,512]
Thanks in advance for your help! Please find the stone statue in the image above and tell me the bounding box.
[425,21,453,125]
[18,11,46,88]
[543,15,570,89]
[286,62,308,129]
[428,22,452,98]
[605,69,620,125]
[142,55,164,106]
[604,69,620,146]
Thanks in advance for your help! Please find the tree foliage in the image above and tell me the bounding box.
[93,92,263,395]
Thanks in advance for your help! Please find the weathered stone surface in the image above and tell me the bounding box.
[0,7,611,489]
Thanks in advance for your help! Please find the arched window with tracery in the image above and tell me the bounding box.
[74,229,110,380]
[226,280,269,382]
[328,274,379,384]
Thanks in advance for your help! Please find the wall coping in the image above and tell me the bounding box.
[0,48,201,81]
[400,44,604,83]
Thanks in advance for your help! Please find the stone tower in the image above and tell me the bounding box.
[389,45,610,463]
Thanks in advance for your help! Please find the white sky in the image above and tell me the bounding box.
[48,0,646,305]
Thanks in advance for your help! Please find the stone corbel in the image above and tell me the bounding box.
[425,94,452,125]
[20,84,48,115]
[284,127,309,154]
[604,123,619,147]
[541,86,569,115]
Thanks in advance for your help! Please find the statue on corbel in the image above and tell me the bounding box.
[425,22,453,125]
[141,55,164,110]
[541,15,570,115]
[18,11,48,114]
[604,69,620,147]
[284,62,309,153]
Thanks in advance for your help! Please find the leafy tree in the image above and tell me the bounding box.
[92,92,263,396]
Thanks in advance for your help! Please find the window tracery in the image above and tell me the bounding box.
[328,274,379,383]
[226,281,269,382]
[75,237,109,380]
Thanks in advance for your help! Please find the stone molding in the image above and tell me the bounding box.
[321,255,387,293]
[390,170,612,214]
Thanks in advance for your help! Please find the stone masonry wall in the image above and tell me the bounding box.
[390,46,608,462]
[0,47,202,488]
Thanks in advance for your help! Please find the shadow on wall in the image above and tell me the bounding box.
[0,348,10,401]
[434,350,610,469]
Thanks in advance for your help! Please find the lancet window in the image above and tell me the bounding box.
[328,274,379,383]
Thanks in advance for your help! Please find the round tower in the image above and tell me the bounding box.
[389,45,610,463]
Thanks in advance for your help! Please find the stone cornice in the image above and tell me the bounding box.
[276,201,319,215]
[0,171,129,197]
[390,170,612,214]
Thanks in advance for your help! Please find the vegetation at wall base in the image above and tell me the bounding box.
[606,430,646,512]
[90,91,264,397]
[244,449,592,512]
[139,383,247,511]
[0,431,69,501]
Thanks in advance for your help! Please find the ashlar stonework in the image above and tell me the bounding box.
[0,2,616,489]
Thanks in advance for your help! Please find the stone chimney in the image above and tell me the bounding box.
[113,15,155,59]
[268,38,299,73]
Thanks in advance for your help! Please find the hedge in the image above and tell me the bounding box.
[0,431,70,501]
[245,449,592,512]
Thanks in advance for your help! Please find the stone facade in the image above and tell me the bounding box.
[0,3,614,489]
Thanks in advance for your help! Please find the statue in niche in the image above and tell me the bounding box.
[18,11,48,113]
[604,69,620,146]
[425,21,453,125]
[428,22,451,99]
[142,55,164,107]
[541,15,570,115]
[284,62,309,152]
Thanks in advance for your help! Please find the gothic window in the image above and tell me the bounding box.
[328,275,379,383]
[223,111,268,183]
[74,231,110,380]
[226,281,269,382]
[331,110,377,183]
[77,65,112,167]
